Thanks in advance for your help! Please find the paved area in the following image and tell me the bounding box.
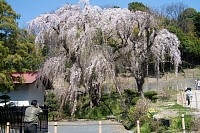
[48,120,128,133]
[186,90,200,110]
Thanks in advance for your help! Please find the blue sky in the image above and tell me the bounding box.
[5,0,200,28]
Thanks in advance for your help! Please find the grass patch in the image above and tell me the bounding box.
[167,103,186,109]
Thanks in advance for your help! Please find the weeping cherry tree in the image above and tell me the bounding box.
[28,0,181,114]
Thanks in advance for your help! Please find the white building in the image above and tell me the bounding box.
[0,72,46,106]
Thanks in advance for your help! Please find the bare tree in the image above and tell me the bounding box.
[160,2,187,26]
[28,1,181,114]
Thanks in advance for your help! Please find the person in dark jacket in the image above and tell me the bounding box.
[24,100,43,133]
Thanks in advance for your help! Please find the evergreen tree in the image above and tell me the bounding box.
[128,2,149,12]
[0,0,43,92]
[194,12,200,38]
[0,0,20,51]
[0,0,20,92]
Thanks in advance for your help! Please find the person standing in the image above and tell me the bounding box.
[186,89,192,105]
[24,100,43,133]
[197,79,200,90]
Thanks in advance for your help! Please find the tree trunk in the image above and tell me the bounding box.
[89,84,100,108]
[136,78,145,98]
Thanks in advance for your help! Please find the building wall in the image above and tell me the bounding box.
[0,81,45,105]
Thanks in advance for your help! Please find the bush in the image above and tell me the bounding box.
[76,103,112,120]
[44,92,59,111]
[48,111,63,121]
[124,89,140,106]
[150,120,165,133]
[133,98,152,121]
[170,114,194,132]
[140,123,151,133]
[44,92,60,120]
[75,93,123,120]
[144,91,158,102]
[122,119,134,130]
[63,101,73,117]
[124,89,138,96]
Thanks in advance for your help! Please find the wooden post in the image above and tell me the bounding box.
[195,92,198,111]
[190,92,192,109]
[184,92,187,107]
[137,120,140,133]
[6,122,10,133]
[99,121,102,133]
[181,93,183,106]
[182,114,186,133]
[177,94,180,104]
[181,92,185,107]
[54,122,57,133]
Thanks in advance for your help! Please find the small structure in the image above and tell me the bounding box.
[0,71,45,106]
[106,115,116,120]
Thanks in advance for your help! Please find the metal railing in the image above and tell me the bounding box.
[0,106,48,133]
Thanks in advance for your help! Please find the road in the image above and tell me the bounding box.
[48,120,129,133]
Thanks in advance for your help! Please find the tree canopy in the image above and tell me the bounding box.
[194,12,200,38]
[128,2,149,12]
[159,2,200,66]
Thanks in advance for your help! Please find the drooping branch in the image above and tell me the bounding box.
[29,1,181,112]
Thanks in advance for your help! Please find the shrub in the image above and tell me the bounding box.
[44,92,59,111]
[48,111,63,121]
[140,123,151,133]
[63,100,73,117]
[150,120,165,133]
[122,119,134,130]
[133,98,153,121]
[170,114,194,132]
[124,89,140,106]
[75,93,123,120]
[147,107,157,118]
[139,115,151,126]
[44,92,60,120]
[144,91,158,102]
[124,89,138,96]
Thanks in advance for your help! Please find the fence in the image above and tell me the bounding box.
[0,106,48,133]
[131,114,199,133]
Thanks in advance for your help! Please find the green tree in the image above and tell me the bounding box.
[0,1,44,92]
[194,12,200,37]
[167,25,200,66]
[178,8,197,34]
[161,4,200,66]
[112,6,120,9]
[0,0,20,91]
[16,29,44,71]
[0,0,20,50]
[128,2,149,12]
